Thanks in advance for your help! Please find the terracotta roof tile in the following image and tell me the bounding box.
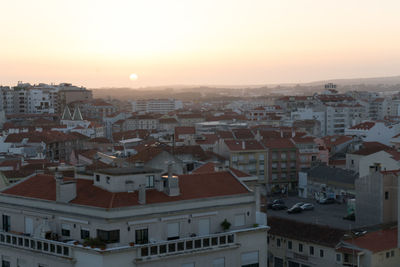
[2,172,249,208]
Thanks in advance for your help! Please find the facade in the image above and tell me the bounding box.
[0,167,268,267]
[268,217,346,267]
[263,138,299,192]
[131,99,183,114]
[355,168,398,226]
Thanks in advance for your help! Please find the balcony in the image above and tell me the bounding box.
[137,232,237,261]
[0,230,72,259]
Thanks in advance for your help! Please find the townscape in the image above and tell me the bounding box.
[0,81,399,266]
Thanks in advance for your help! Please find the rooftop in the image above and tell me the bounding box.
[1,171,249,208]
[96,167,162,176]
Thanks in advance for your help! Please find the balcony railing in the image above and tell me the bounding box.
[137,232,236,260]
[0,231,72,258]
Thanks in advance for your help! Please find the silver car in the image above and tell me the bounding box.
[300,203,314,210]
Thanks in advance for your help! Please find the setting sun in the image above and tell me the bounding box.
[129,73,138,81]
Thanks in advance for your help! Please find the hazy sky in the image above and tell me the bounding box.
[1,0,400,88]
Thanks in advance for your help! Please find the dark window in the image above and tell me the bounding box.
[276,238,281,247]
[391,250,395,257]
[106,176,110,184]
[81,229,90,239]
[146,176,154,188]
[95,175,100,182]
[2,215,10,232]
[61,228,70,237]
[97,229,120,243]
[336,253,341,262]
[135,229,149,244]
[320,249,324,258]
[386,252,390,258]
[298,243,303,252]
[2,260,10,267]
[385,191,389,200]
[309,246,314,255]
[288,240,292,250]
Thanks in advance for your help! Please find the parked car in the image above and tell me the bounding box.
[293,202,306,208]
[287,206,302,214]
[267,199,285,209]
[271,203,288,210]
[300,203,314,210]
[318,198,335,204]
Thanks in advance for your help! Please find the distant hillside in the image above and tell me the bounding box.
[304,75,400,86]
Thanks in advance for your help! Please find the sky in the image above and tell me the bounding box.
[1,0,400,88]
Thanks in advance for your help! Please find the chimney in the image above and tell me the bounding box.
[164,175,180,196]
[242,141,245,150]
[55,172,76,203]
[138,184,146,204]
[167,163,173,178]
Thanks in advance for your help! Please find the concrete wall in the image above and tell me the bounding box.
[355,171,383,227]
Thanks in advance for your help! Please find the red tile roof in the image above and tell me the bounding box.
[232,128,255,140]
[348,121,376,130]
[217,131,234,139]
[2,172,249,208]
[347,228,397,253]
[225,140,264,151]
[352,142,391,156]
[321,135,352,147]
[262,138,295,149]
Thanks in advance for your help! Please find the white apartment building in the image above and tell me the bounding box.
[132,99,183,114]
[325,104,365,135]
[0,167,268,267]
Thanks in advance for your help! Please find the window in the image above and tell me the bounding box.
[106,176,110,184]
[320,249,324,258]
[241,251,259,267]
[385,191,389,200]
[386,252,390,258]
[272,163,278,170]
[95,175,100,182]
[146,175,155,188]
[288,240,292,250]
[281,173,287,179]
[309,246,314,255]
[2,260,10,267]
[135,228,148,244]
[61,224,71,237]
[213,257,225,267]
[167,222,180,240]
[391,250,395,257]
[97,229,120,243]
[198,218,210,236]
[298,243,303,252]
[2,215,10,232]
[281,163,287,169]
[272,173,278,180]
[234,214,245,227]
[281,153,287,160]
[277,238,281,247]
[290,152,296,160]
[272,152,278,160]
[81,228,90,239]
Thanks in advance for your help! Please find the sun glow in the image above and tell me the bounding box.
[129,73,138,81]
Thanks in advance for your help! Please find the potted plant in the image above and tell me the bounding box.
[221,219,231,231]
